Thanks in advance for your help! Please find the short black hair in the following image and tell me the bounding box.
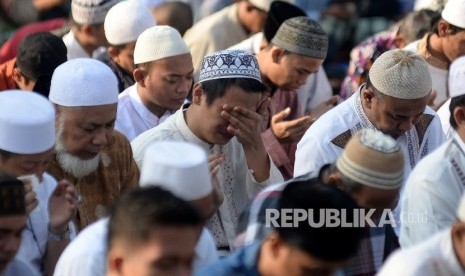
[450,95,465,129]
[107,186,203,250]
[276,180,364,262]
[0,149,16,161]
[200,78,267,105]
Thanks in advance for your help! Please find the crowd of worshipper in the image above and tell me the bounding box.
[1,0,465,275]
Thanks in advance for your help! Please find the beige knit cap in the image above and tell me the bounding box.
[368,49,432,99]
[336,129,404,190]
[133,25,190,65]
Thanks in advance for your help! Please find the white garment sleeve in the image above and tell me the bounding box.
[193,229,218,273]
[294,134,338,177]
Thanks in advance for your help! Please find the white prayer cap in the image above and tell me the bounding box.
[368,49,432,99]
[140,141,212,201]
[449,56,465,98]
[0,91,55,154]
[442,0,465,29]
[248,0,290,12]
[134,25,190,65]
[336,129,404,190]
[49,58,118,107]
[71,0,120,25]
[104,0,156,46]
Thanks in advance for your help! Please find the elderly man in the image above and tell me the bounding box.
[400,56,465,248]
[0,32,67,96]
[54,141,220,276]
[0,91,78,276]
[131,49,284,253]
[47,58,140,230]
[63,0,119,60]
[115,25,193,141]
[242,129,404,275]
[0,172,36,276]
[379,192,465,275]
[295,49,445,234]
[405,0,465,109]
[184,0,278,79]
[98,0,156,93]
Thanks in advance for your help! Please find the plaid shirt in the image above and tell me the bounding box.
[242,167,400,276]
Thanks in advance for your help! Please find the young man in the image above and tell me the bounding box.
[0,32,67,96]
[0,91,78,275]
[63,0,119,60]
[199,179,364,275]
[99,0,156,92]
[131,49,284,253]
[115,25,193,141]
[400,56,465,247]
[48,58,140,230]
[106,187,204,276]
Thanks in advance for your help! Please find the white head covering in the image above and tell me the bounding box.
[49,58,118,107]
[449,56,465,98]
[104,0,156,46]
[368,49,432,99]
[133,25,190,65]
[71,0,120,25]
[336,129,404,190]
[442,0,465,29]
[0,91,55,154]
[248,0,277,12]
[140,141,212,201]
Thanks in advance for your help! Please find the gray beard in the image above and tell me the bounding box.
[55,139,101,178]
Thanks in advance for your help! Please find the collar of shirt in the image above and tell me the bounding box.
[174,108,211,152]
[130,85,174,128]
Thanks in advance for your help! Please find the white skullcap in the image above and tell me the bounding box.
[134,25,190,64]
[140,141,212,201]
[442,0,465,29]
[71,0,120,25]
[449,56,465,98]
[248,0,281,12]
[336,129,404,190]
[49,58,118,107]
[0,91,55,154]
[104,0,156,46]
[368,49,432,99]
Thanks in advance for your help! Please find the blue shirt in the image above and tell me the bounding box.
[196,243,261,276]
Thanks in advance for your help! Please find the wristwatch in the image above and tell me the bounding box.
[48,224,71,241]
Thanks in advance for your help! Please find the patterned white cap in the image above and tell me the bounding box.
[0,91,55,154]
[199,49,262,83]
[140,141,212,201]
[336,129,404,190]
[369,49,432,99]
[71,0,120,25]
[449,56,465,98]
[49,58,118,107]
[134,25,190,64]
[104,0,156,46]
[442,0,465,29]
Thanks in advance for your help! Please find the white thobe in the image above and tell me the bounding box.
[115,84,175,141]
[378,229,465,276]
[53,218,219,276]
[16,173,77,275]
[228,32,333,115]
[404,39,449,106]
[1,259,37,276]
[294,87,446,235]
[400,134,465,248]
[62,30,106,60]
[131,109,284,248]
[437,98,455,139]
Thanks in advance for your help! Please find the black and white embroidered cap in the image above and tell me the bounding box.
[199,49,263,83]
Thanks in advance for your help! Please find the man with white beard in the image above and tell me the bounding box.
[47,58,140,230]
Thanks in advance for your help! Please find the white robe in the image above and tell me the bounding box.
[62,30,106,60]
[228,32,333,115]
[1,259,37,276]
[400,134,465,248]
[53,218,218,276]
[378,229,465,276]
[16,173,77,275]
[131,108,284,248]
[294,87,446,235]
[437,98,455,139]
[115,84,175,141]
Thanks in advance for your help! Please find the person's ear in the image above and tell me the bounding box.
[191,83,204,105]
[108,47,120,62]
[267,232,283,258]
[12,68,31,89]
[438,21,450,37]
[327,172,345,190]
[453,106,465,128]
[81,24,93,36]
[362,87,376,109]
[271,47,284,64]
[106,250,124,276]
[451,221,465,248]
[133,67,147,88]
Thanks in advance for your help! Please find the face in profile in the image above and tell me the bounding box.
[107,226,201,276]
[0,216,26,273]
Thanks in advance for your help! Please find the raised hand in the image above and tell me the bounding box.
[48,180,78,235]
[271,107,314,143]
